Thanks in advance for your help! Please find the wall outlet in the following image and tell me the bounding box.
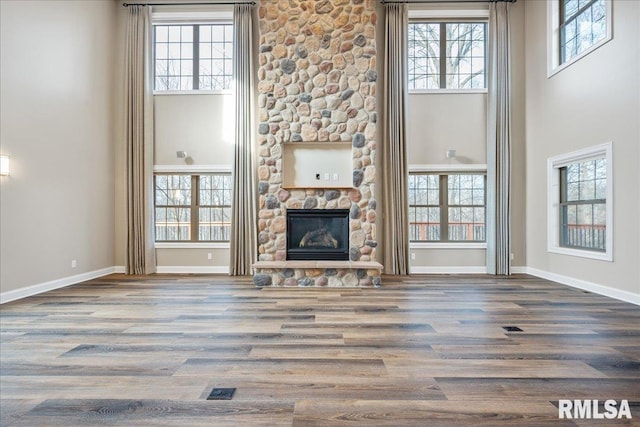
[207,253,213,260]
[324,172,330,180]
[411,253,416,260]
[71,259,77,268]
[333,173,339,181]
[315,173,321,180]
[510,253,514,260]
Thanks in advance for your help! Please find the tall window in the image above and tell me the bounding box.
[408,22,487,90]
[547,143,612,261]
[559,0,607,64]
[409,173,486,242]
[154,24,233,91]
[155,174,231,242]
[559,158,607,251]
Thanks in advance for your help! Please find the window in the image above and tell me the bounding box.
[560,158,606,251]
[559,0,607,64]
[154,24,233,91]
[409,173,486,242]
[408,21,487,90]
[154,173,232,242]
[547,143,612,261]
[548,0,611,75]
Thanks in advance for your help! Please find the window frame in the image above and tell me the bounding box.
[547,143,613,261]
[409,165,488,248]
[547,0,612,77]
[408,18,488,93]
[152,21,233,94]
[153,170,232,246]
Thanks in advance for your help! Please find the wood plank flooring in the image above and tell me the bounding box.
[1,274,639,426]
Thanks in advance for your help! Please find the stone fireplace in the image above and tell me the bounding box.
[252,0,382,287]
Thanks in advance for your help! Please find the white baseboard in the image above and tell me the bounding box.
[410,266,487,274]
[523,266,640,306]
[0,266,118,304]
[155,266,229,274]
[113,266,126,273]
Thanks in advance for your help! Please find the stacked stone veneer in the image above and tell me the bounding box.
[254,0,379,287]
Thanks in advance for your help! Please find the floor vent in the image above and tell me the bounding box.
[207,388,236,400]
[502,326,523,332]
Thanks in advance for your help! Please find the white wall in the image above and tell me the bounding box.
[0,0,118,296]
[408,93,487,165]
[154,94,234,166]
[524,0,640,298]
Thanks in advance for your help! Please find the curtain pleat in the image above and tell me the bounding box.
[124,5,156,275]
[486,2,512,275]
[382,4,410,275]
[230,4,257,276]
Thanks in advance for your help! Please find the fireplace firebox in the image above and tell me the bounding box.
[286,209,349,261]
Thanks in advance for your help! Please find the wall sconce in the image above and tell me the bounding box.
[0,155,9,176]
[446,149,457,160]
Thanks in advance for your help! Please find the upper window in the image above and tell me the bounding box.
[409,173,486,242]
[154,173,232,242]
[548,0,611,75]
[408,22,487,90]
[559,0,607,64]
[547,143,612,261]
[154,24,233,91]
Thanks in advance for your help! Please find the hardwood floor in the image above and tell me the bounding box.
[1,274,638,426]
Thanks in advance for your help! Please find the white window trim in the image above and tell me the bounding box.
[411,242,487,249]
[155,242,230,249]
[410,89,488,95]
[152,10,233,23]
[153,90,232,96]
[409,164,488,173]
[408,9,488,19]
[547,142,613,261]
[547,0,613,78]
[154,164,232,173]
[409,164,488,248]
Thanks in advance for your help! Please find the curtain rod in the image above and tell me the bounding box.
[123,1,255,6]
[381,0,515,3]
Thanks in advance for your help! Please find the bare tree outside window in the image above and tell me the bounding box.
[155,174,231,242]
[409,173,486,242]
[154,24,232,91]
[560,0,607,64]
[409,22,486,90]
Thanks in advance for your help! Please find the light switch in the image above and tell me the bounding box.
[333,173,339,181]
[324,173,330,180]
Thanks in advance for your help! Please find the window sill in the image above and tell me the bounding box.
[548,246,612,262]
[411,242,487,249]
[155,242,230,249]
[547,35,613,78]
[409,89,487,95]
[153,90,232,96]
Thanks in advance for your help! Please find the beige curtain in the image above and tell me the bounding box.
[229,3,257,275]
[486,1,512,275]
[382,3,410,275]
[124,5,156,275]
